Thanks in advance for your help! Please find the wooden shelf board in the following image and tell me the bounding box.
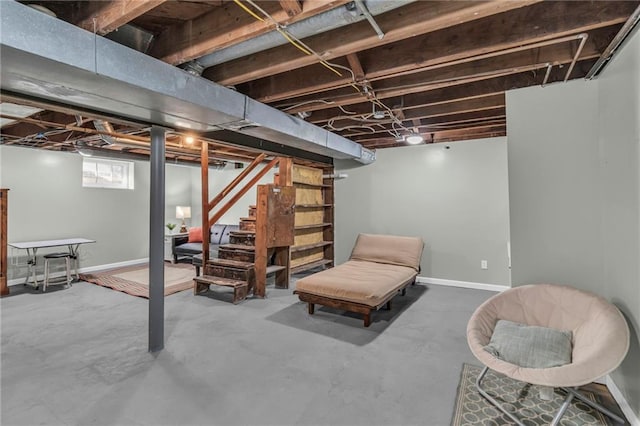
[295,223,332,230]
[291,241,333,252]
[293,181,332,188]
[266,265,287,275]
[295,204,333,208]
[291,259,333,274]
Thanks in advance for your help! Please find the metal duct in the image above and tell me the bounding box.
[105,24,154,54]
[195,0,414,68]
[0,1,372,164]
[93,120,116,145]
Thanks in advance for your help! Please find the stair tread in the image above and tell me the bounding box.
[207,259,254,269]
[229,230,256,236]
[219,244,256,251]
[240,216,256,221]
[194,275,247,288]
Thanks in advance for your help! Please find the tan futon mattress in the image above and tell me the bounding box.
[294,259,418,308]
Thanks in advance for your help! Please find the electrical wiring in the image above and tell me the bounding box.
[282,99,335,111]
[234,0,417,139]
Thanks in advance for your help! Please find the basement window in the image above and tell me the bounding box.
[82,158,134,189]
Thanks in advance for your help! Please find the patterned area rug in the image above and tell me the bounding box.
[452,364,617,426]
[80,263,195,299]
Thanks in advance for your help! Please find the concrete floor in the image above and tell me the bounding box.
[1,279,493,426]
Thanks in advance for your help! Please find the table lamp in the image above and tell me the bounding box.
[176,206,191,233]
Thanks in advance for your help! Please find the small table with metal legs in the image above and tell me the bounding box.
[8,238,96,289]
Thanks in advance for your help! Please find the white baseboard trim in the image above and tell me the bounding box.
[8,258,148,286]
[79,258,148,274]
[606,375,640,426]
[416,276,509,293]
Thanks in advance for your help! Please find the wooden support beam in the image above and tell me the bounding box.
[150,0,351,65]
[279,0,303,17]
[277,157,294,187]
[203,1,541,85]
[346,53,366,82]
[75,0,166,35]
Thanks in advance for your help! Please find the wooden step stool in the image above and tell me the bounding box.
[193,275,248,304]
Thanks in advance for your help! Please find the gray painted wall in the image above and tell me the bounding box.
[335,138,511,286]
[0,146,191,278]
[597,29,640,418]
[507,29,640,416]
[506,80,604,294]
[189,164,276,229]
[0,146,278,282]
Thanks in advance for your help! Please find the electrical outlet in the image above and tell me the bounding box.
[481,260,488,270]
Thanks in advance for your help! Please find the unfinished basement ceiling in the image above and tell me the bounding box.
[2,0,640,157]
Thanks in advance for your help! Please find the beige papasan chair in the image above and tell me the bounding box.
[467,284,630,425]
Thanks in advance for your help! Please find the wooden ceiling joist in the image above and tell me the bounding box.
[337,108,507,138]
[149,0,351,65]
[75,0,167,35]
[358,124,507,148]
[305,60,595,125]
[203,0,541,86]
[316,94,505,126]
[332,100,505,129]
[279,0,303,17]
[277,42,605,115]
[244,12,625,105]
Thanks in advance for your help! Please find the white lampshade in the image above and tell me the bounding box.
[176,206,191,219]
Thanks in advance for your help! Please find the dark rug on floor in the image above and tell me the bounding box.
[452,364,618,426]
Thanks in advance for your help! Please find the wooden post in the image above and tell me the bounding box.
[254,185,268,298]
[1,189,9,297]
[201,142,210,267]
[278,157,293,186]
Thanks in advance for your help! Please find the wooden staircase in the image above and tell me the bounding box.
[194,153,295,302]
[193,200,290,303]
[194,205,257,304]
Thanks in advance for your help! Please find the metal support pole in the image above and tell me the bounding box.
[149,126,166,352]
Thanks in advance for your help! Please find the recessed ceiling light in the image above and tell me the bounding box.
[405,133,424,144]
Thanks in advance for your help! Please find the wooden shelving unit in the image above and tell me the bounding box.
[290,165,334,274]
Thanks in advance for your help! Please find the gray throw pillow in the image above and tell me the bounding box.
[484,319,572,368]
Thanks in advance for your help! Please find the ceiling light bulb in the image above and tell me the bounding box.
[405,133,424,145]
[185,136,195,144]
